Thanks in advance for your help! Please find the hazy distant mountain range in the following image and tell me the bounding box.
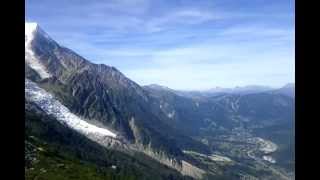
[25,22,295,180]
[145,83,295,98]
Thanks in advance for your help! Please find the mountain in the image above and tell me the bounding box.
[271,83,295,97]
[144,84,295,179]
[25,22,295,179]
[25,22,209,179]
[25,96,192,180]
[228,85,274,95]
[145,84,175,92]
[172,85,274,99]
[145,84,294,135]
[170,84,295,99]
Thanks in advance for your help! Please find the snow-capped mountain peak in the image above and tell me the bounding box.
[25,22,51,79]
[25,22,38,44]
[25,22,52,43]
[25,22,38,36]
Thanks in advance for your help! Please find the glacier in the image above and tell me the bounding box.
[25,79,117,138]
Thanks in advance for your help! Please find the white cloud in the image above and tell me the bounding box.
[144,9,219,32]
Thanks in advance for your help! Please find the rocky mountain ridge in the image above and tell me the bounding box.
[25,22,207,179]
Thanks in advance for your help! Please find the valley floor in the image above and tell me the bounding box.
[188,127,295,180]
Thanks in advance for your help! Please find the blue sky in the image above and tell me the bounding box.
[26,0,295,90]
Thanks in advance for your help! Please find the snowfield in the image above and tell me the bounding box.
[25,79,117,138]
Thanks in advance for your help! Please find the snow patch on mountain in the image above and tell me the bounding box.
[248,137,278,153]
[25,79,116,138]
[25,22,51,79]
[167,111,175,118]
[263,155,276,163]
[209,154,232,162]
